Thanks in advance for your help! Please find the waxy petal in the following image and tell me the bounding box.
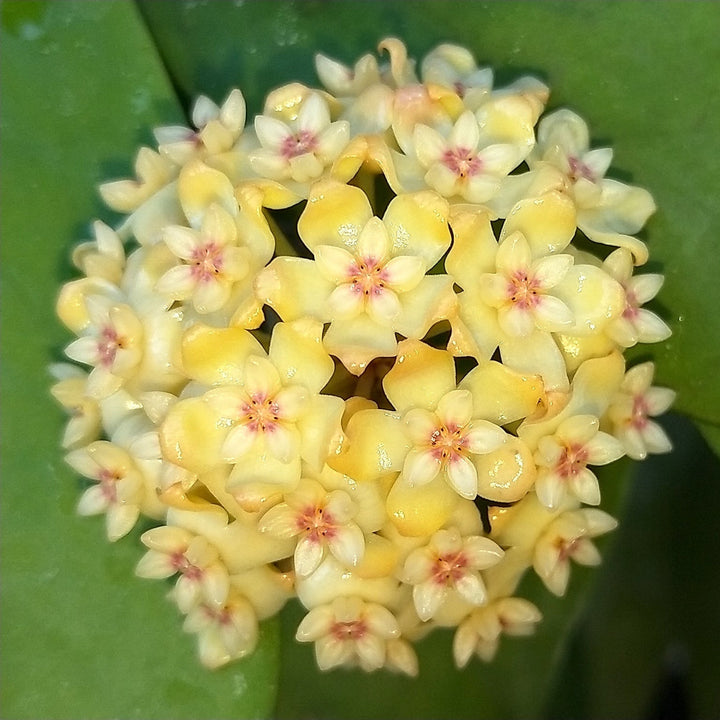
[403,448,442,487]
[383,255,425,292]
[464,421,507,454]
[413,580,447,621]
[436,389,473,428]
[314,244,356,282]
[222,423,258,461]
[327,524,365,568]
[357,217,391,262]
[265,424,299,464]
[366,287,402,325]
[255,115,292,149]
[295,535,325,577]
[404,408,440,445]
[327,283,364,318]
[454,572,487,606]
[414,123,447,167]
[446,454,478,499]
[163,225,200,260]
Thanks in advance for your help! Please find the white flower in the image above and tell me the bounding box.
[453,597,542,667]
[136,524,231,613]
[250,93,350,183]
[534,414,625,510]
[533,508,617,596]
[295,596,404,673]
[258,479,365,577]
[204,355,308,466]
[401,389,506,499]
[49,364,101,448]
[65,441,144,541]
[607,362,675,460]
[154,89,247,166]
[604,248,672,347]
[64,295,143,399]
[183,591,259,669]
[401,528,504,621]
[478,231,574,338]
[156,203,249,314]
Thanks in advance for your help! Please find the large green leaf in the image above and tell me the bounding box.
[0,3,277,718]
[3,2,719,720]
[543,414,720,719]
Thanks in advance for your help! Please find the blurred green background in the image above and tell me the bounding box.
[2,2,719,718]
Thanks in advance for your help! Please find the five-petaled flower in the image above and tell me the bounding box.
[258,478,365,577]
[607,362,675,461]
[250,93,350,184]
[533,508,618,596]
[296,596,411,674]
[65,441,145,541]
[157,203,250,314]
[401,528,504,621]
[534,414,625,510]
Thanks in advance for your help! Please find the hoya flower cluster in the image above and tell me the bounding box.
[53,39,674,674]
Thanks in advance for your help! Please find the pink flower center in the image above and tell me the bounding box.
[556,537,581,563]
[568,156,595,183]
[98,467,120,501]
[201,604,232,625]
[330,618,367,641]
[622,286,640,320]
[556,443,589,478]
[349,257,389,297]
[240,393,281,433]
[296,504,337,542]
[190,242,224,282]
[428,422,468,464]
[170,550,203,581]
[453,81,467,98]
[431,551,468,586]
[631,394,649,429]
[281,130,318,159]
[507,270,542,309]
[97,326,122,368]
[441,147,482,178]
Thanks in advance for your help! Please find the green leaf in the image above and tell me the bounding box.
[0,2,277,718]
[543,414,720,719]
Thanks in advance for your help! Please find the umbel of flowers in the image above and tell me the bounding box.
[53,39,674,674]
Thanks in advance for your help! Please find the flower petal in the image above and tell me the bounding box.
[446,455,478,499]
[403,448,441,487]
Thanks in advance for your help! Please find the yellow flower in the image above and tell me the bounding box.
[250,92,350,185]
[156,203,250,314]
[257,181,454,374]
[453,596,542,666]
[533,508,617,596]
[606,362,675,460]
[400,528,504,621]
[295,596,407,673]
